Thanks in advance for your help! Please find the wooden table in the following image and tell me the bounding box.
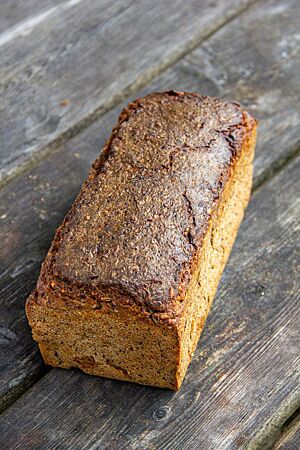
[0,0,299,448]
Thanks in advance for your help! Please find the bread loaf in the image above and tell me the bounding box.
[26,91,257,389]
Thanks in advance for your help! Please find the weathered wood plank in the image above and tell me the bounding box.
[0,0,255,185]
[0,152,299,450]
[273,414,300,450]
[0,1,66,33]
[1,0,300,413]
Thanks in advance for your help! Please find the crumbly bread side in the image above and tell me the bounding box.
[175,117,256,387]
[26,297,180,389]
[26,109,256,389]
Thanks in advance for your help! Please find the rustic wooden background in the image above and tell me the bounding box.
[0,0,299,448]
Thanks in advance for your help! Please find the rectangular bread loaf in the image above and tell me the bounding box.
[26,91,257,390]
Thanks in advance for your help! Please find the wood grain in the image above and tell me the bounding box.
[0,0,255,185]
[273,414,300,450]
[0,153,299,450]
[1,0,300,413]
[0,0,65,33]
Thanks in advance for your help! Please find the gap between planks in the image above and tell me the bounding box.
[0,0,258,189]
[0,152,299,449]
[1,0,300,414]
[252,145,300,192]
[269,408,300,450]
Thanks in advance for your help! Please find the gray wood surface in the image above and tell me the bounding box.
[1,0,299,446]
[1,0,300,414]
[0,1,66,33]
[273,414,300,450]
[0,0,254,185]
[0,153,299,450]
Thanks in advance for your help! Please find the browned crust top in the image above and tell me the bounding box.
[34,91,256,317]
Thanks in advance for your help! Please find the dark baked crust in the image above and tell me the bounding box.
[26,91,257,389]
[35,91,256,317]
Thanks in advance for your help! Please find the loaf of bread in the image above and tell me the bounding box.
[26,91,257,390]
